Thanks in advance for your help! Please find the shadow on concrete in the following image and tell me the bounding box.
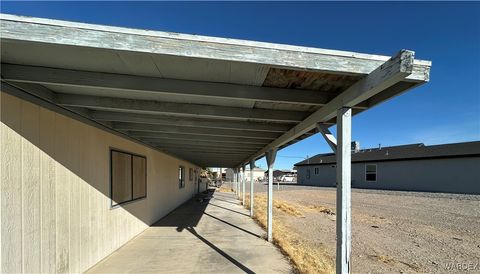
[208,203,250,217]
[1,92,289,274]
[203,212,261,238]
[210,196,241,205]
[151,189,258,273]
[152,189,261,237]
[186,227,255,274]
[151,189,214,231]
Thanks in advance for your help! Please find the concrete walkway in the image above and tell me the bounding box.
[87,189,292,273]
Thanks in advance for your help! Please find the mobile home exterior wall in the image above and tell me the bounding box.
[297,157,480,194]
[1,92,201,273]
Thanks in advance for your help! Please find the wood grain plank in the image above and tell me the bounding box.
[2,91,204,273]
[39,107,57,273]
[88,129,102,267]
[0,92,23,273]
[78,121,91,271]
[242,50,415,166]
[2,64,339,106]
[55,114,70,274]
[0,16,431,82]
[68,119,81,274]
[21,100,41,273]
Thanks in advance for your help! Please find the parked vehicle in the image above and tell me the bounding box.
[279,174,296,182]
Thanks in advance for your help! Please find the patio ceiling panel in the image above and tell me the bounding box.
[0,14,431,167]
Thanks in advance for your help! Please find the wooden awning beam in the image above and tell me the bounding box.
[241,49,415,166]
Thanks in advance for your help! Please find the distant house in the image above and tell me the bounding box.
[226,167,266,182]
[294,142,480,194]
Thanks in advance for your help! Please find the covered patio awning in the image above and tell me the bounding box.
[0,14,431,168]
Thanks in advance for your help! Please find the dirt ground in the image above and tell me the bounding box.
[242,183,480,273]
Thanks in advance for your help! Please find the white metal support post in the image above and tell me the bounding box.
[336,107,352,274]
[237,168,241,199]
[234,168,238,198]
[233,168,237,195]
[242,165,246,205]
[240,167,243,200]
[265,148,277,242]
[249,160,255,217]
[220,167,223,185]
[238,168,241,198]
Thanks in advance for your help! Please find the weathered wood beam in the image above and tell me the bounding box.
[157,147,258,154]
[4,81,56,102]
[164,158,249,167]
[0,82,201,166]
[159,156,255,165]
[165,151,251,157]
[114,122,280,139]
[147,139,264,149]
[1,64,343,106]
[189,161,238,167]
[166,154,240,167]
[129,132,270,145]
[161,153,246,164]
[149,143,260,153]
[242,50,415,166]
[366,81,418,107]
[1,14,430,82]
[90,111,293,133]
[153,148,254,165]
[56,94,308,123]
[2,81,295,133]
[316,123,337,153]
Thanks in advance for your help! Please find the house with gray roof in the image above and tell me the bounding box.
[294,141,480,194]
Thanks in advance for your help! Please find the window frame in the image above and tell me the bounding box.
[365,164,377,182]
[179,165,185,189]
[314,167,319,175]
[189,167,193,181]
[110,148,147,208]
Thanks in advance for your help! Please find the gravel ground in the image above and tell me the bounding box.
[231,182,480,273]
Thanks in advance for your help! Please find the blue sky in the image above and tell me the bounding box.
[2,2,479,169]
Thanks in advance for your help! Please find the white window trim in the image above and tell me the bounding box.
[110,148,147,208]
[179,166,185,189]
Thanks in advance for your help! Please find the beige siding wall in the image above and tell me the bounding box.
[1,92,200,273]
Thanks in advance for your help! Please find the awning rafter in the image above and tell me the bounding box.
[239,50,417,167]
[0,14,431,168]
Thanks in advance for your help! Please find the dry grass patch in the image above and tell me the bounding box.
[245,194,334,274]
[274,200,305,217]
